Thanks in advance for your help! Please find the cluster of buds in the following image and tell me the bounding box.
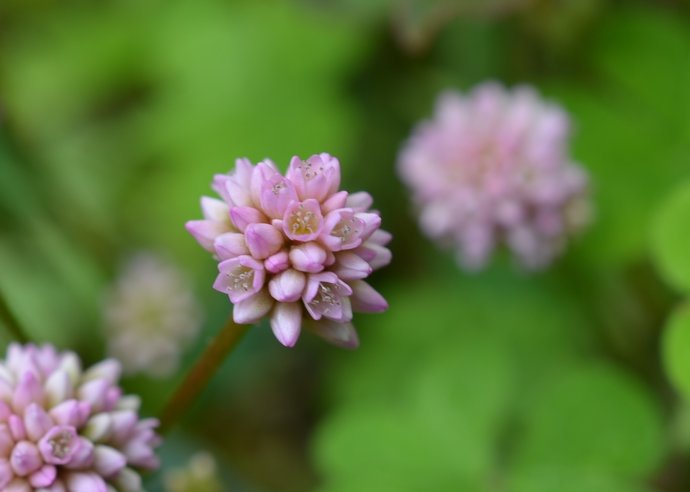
[187,153,391,348]
[398,83,590,270]
[103,253,202,378]
[0,344,159,491]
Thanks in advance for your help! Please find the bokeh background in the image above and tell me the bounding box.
[2,0,690,490]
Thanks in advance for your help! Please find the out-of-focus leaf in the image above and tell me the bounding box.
[510,363,663,485]
[393,0,517,54]
[520,0,604,55]
[663,304,690,402]
[327,272,591,405]
[0,222,106,350]
[0,139,106,351]
[315,270,596,491]
[315,336,512,491]
[547,8,690,268]
[651,181,690,293]
[315,403,486,492]
[509,468,651,492]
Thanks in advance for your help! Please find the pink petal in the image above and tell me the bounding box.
[0,425,14,456]
[214,232,249,260]
[200,196,230,222]
[49,400,82,427]
[23,403,52,442]
[264,250,290,274]
[214,256,265,303]
[332,253,372,280]
[38,426,80,465]
[0,459,13,489]
[8,415,25,442]
[307,319,359,349]
[77,379,110,413]
[185,220,228,252]
[322,190,348,214]
[282,199,324,241]
[268,269,306,303]
[64,438,94,469]
[345,191,373,212]
[44,369,73,407]
[286,154,340,202]
[349,280,388,313]
[233,290,274,324]
[355,212,382,241]
[367,229,392,246]
[259,174,298,219]
[64,472,108,492]
[270,303,303,347]
[250,160,280,207]
[10,441,42,476]
[12,372,43,414]
[245,223,284,259]
[230,206,266,232]
[29,464,56,488]
[93,445,127,478]
[288,242,327,273]
[356,242,392,270]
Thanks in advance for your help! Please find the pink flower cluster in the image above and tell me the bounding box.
[187,153,391,348]
[398,83,591,270]
[0,344,159,491]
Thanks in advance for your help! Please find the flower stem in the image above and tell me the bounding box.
[159,315,249,434]
[0,288,29,343]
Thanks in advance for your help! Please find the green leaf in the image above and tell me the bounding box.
[315,403,487,492]
[315,338,512,491]
[315,270,600,492]
[509,468,651,492]
[510,363,664,483]
[651,180,690,293]
[662,303,690,401]
[546,8,690,268]
[327,272,591,406]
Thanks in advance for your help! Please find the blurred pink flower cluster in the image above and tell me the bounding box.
[0,344,159,491]
[104,253,202,379]
[187,153,391,348]
[398,83,591,270]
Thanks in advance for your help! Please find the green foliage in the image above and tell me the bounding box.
[651,181,690,293]
[547,8,690,268]
[314,273,664,491]
[510,364,663,490]
[663,304,690,402]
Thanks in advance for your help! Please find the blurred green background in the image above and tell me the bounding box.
[1,0,690,491]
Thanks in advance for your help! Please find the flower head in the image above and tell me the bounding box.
[0,343,160,491]
[187,153,391,348]
[103,253,202,378]
[398,83,591,270]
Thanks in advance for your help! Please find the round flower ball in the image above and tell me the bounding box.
[398,83,591,270]
[186,153,391,348]
[103,253,202,379]
[0,344,160,491]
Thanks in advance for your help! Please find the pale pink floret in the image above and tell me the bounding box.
[0,344,160,491]
[398,83,591,270]
[187,154,391,348]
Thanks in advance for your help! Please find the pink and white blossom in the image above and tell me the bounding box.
[398,83,591,270]
[0,343,160,491]
[187,153,391,348]
[103,253,202,378]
